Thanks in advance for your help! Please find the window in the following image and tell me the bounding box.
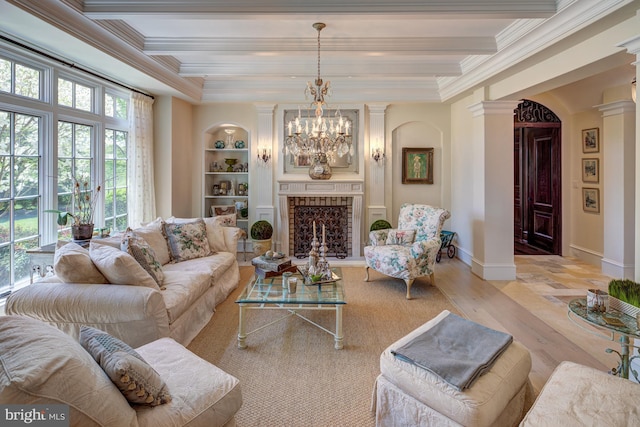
[0,43,132,294]
[57,121,94,239]
[105,93,128,119]
[104,128,128,231]
[0,57,42,100]
[0,110,41,296]
[57,77,93,112]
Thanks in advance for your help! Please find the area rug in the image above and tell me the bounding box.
[188,266,462,427]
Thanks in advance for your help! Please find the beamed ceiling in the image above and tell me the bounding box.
[0,0,636,103]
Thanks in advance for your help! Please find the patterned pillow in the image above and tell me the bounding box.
[79,326,171,406]
[163,219,212,263]
[210,213,237,227]
[122,229,165,286]
[385,229,417,246]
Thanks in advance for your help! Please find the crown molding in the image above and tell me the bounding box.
[438,0,635,101]
[179,61,461,78]
[84,0,556,18]
[144,36,496,56]
[7,0,202,100]
[202,78,441,103]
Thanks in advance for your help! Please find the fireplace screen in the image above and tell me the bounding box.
[293,206,348,258]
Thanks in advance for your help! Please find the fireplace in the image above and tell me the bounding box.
[278,180,364,258]
[291,198,351,258]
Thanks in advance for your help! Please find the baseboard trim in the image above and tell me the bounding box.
[471,259,516,280]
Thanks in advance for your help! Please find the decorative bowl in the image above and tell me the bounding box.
[215,140,225,149]
[234,140,245,149]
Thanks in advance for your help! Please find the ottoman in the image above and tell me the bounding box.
[374,310,533,427]
[520,361,640,426]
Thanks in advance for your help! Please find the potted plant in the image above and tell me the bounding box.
[250,220,273,256]
[608,279,640,317]
[46,177,101,241]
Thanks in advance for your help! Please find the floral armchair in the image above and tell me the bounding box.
[364,204,450,299]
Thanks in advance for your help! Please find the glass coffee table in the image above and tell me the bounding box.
[236,267,346,349]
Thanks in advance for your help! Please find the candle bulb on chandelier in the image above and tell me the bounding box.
[322,224,326,245]
[313,221,317,239]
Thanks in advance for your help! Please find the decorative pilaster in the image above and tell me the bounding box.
[367,104,388,230]
[598,101,636,279]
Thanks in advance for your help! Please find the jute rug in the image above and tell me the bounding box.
[188,266,462,427]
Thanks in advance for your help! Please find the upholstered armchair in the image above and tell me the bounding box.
[364,204,450,299]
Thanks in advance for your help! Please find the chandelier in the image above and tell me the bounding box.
[284,22,353,179]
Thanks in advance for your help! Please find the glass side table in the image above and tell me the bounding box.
[568,298,640,380]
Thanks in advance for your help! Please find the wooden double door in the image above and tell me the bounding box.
[514,124,561,255]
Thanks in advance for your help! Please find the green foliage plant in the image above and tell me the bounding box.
[608,279,640,308]
[250,220,273,240]
[45,177,101,226]
[370,219,392,231]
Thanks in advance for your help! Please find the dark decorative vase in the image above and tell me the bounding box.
[309,153,332,180]
[72,224,94,241]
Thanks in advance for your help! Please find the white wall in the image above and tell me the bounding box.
[384,104,451,224]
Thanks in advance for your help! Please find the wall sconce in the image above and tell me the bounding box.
[371,140,385,165]
[256,147,271,167]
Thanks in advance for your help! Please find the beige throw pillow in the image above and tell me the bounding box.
[54,241,108,284]
[79,326,171,406]
[89,241,159,289]
[132,217,171,265]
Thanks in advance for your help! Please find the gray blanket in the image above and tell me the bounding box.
[391,312,513,391]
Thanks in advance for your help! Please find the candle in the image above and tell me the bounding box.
[322,224,326,244]
[288,121,292,136]
[313,221,317,239]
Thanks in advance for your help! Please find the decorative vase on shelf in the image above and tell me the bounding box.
[225,158,238,172]
[72,224,94,241]
[309,153,332,180]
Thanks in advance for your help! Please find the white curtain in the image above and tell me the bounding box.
[128,92,156,227]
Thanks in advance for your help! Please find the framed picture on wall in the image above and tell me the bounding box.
[582,158,599,183]
[582,187,600,213]
[582,128,599,153]
[402,147,434,184]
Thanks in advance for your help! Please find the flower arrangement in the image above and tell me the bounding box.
[47,177,101,227]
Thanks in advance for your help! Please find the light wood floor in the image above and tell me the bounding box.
[433,255,618,393]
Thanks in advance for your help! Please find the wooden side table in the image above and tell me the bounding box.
[26,243,56,284]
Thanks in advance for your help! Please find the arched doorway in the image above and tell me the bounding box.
[514,100,562,255]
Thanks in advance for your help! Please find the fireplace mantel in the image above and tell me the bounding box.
[278,179,364,258]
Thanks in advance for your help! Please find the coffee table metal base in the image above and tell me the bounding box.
[237,303,343,350]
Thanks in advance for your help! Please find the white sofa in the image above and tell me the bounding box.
[6,216,241,348]
[0,315,242,427]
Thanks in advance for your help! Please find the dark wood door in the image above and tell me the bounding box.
[520,127,561,254]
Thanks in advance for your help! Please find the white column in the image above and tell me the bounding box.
[598,101,636,278]
[367,104,388,230]
[468,100,520,280]
[617,34,640,281]
[254,104,276,247]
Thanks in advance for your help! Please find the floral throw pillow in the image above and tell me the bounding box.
[122,229,165,286]
[385,229,417,246]
[163,219,212,263]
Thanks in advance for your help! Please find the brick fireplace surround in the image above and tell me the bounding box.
[278,180,364,259]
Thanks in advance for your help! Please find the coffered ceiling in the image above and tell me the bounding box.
[0,0,634,103]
